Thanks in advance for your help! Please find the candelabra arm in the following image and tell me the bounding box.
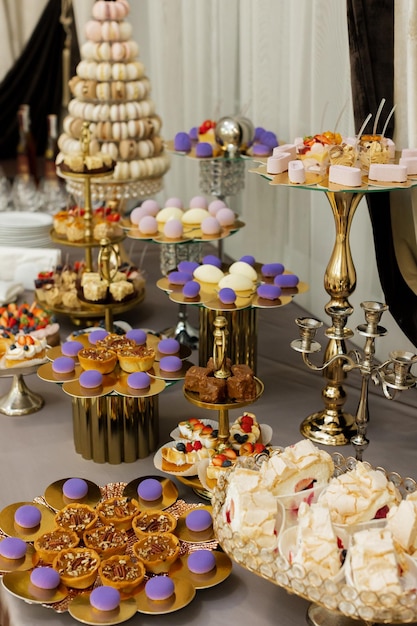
[302,352,357,374]
[351,373,370,461]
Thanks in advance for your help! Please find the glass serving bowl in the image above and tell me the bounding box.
[212,453,417,625]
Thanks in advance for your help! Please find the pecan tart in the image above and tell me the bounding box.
[54,503,98,536]
[52,547,100,589]
[132,509,177,538]
[34,528,80,564]
[83,524,128,558]
[96,497,139,530]
[77,347,117,374]
[132,532,180,574]
[99,554,146,594]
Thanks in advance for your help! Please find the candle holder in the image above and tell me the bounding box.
[291,300,417,458]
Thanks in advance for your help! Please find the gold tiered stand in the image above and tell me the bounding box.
[251,164,416,445]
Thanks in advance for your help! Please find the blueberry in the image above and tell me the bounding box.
[23,345,29,351]
[222,459,232,467]
[176,442,186,452]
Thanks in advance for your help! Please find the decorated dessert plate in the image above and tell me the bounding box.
[0,540,36,574]
[147,359,194,381]
[0,501,56,542]
[169,550,233,590]
[135,576,196,615]
[175,505,215,543]
[154,441,209,477]
[123,475,179,509]
[37,361,83,384]
[68,594,138,625]
[113,374,166,398]
[1,570,68,604]
[43,478,102,511]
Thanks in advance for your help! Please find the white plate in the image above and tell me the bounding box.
[0,212,52,228]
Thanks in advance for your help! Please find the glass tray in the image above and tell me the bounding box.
[212,453,417,625]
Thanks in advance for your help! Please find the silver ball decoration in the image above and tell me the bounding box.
[215,116,242,157]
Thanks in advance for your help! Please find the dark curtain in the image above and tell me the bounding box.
[0,0,80,159]
[347,0,417,347]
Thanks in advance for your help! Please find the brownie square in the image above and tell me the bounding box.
[199,377,227,403]
[227,375,257,402]
[184,366,211,393]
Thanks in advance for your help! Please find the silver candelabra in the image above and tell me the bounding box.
[291,300,417,460]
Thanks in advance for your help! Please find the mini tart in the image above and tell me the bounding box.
[95,333,136,353]
[117,345,156,373]
[98,554,146,594]
[96,497,139,530]
[83,524,128,558]
[132,510,177,538]
[78,347,117,374]
[0,330,14,357]
[34,528,80,564]
[54,503,98,536]
[52,547,100,589]
[132,532,180,574]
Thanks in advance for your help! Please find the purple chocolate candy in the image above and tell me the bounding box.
[259,130,278,148]
[185,509,212,532]
[189,126,198,142]
[159,356,182,372]
[251,143,270,156]
[90,586,121,611]
[145,576,175,601]
[187,549,216,574]
[137,478,163,501]
[126,329,147,345]
[30,567,60,590]
[195,142,213,158]
[177,260,200,274]
[239,255,256,266]
[0,537,27,560]
[79,370,103,389]
[14,505,41,529]
[167,271,193,286]
[158,338,180,355]
[63,478,88,500]
[52,356,75,374]
[261,263,284,277]
[88,330,108,345]
[257,284,282,300]
[274,273,299,288]
[61,341,84,357]
[183,281,200,299]
[174,131,192,153]
[202,255,222,268]
[218,287,236,305]
[127,372,151,389]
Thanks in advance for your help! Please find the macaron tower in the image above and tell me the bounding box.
[58,0,170,186]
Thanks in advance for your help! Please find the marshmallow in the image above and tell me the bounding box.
[273,143,297,159]
[399,157,417,176]
[368,163,408,182]
[266,152,291,174]
[401,148,417,158]
[329,164,362,187]
[288,160,306,184]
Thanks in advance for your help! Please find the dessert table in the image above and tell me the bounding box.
[1,240,417,626]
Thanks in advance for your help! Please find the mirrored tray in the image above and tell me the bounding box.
[212,453,417,626]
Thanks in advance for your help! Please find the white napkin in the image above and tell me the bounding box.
[0,280,24,304]
[0,247,61,290]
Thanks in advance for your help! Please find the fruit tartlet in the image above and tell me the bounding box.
[229,412,261,451]
[96,497,139,530]
[99,554,146,594]
[132,509,177,538]
[132,532,180,574]
[117,345,156,373]
[4,335,47,367]
[83,524,128,558]
[52,547,100,589]
[78,347,117,374]
[160,441,214,473]
[54,503,98,536]
[34,528,80,564]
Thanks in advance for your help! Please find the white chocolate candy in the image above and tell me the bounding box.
[329,164,362,187]
[218,273,254,292]
[368,163,407,182]
[156,207,184,223]
[228,261,258,282]
[266,152,291,174]
[181,208,210,225]
[193,264,224,284]
[288,160,306,184]
[273,143,297,159]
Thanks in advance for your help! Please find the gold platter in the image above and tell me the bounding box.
[0,502,56,542]
[2,570,68,604]
[43,478,102,511]
[175,505,214,543]
[68,594,137,625]
[62,371,119,399]
[37,361,83,384]
[0,540,36,573]
[113,374,166,398]
[135,576,196,615]
[123,475,178,509]
[170,550,233,590]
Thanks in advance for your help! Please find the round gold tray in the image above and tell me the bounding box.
[212,453,417,625]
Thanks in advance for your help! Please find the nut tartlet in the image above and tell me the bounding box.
[99,554,146,593]
[52,547,100,589]
[132,509,177,538]
[34,528,80,564]
[117,345,156,373]
[132,532,180,574]
[54,503,98,536]
[78,347,117,374]
[96,497,139,530]
[95,334,136,353]
[83,524,128,559]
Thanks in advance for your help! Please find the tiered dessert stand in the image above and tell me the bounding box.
[251,163,417,445]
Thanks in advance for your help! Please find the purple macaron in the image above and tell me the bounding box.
[62,478,89,500]
[79,370,103,389]
[61,341,84,358]
[126,329,147,345]
[127,372,151,390]
[14,505,41,529]
[187,549,216,574]
[137,478,163,501]
[185,509,213,532]
[52,356,75,374]
[0,537,27,560]
[30,567,60,590]
[145,576,175,601]
[90,586,121,611]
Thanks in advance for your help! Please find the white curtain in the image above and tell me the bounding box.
[2,0,416,360]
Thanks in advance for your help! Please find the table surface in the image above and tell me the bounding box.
[1,239,417,626]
